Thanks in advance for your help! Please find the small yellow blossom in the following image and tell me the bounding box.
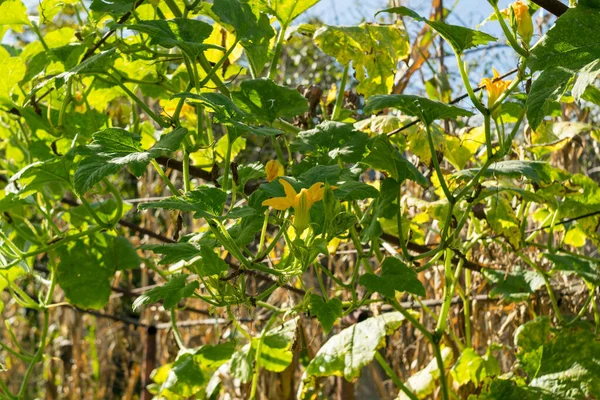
[262,178,327,232]
[480,68,512,107]
[503,1,533,43]
[265,160,284,182]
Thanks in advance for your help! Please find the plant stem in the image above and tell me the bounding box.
[432,342,450,400]
[268,23,288,80]
[150,159,180,195]
[170,308,185,349]
[425,124,454,202]
[374,352,418,400]
[331,63,349,120]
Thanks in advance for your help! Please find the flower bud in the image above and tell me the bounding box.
[265,160,284,182]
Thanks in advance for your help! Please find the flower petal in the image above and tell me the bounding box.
[279,178,297,200]
[262,197,294,210]
[307,182,326,203]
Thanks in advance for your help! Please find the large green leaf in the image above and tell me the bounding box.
[523,327,600,398]
[158,352,205,397]
[313,23,410,97]
[138,186,227,219]
[529,3,600,73]
[123,19,218,55]
[195,247,229,276]
[132,274,200,311]
[56,241,115,310]
[453,160,558,186]
[525,66,572,130]
[308,294,342,334]
[359,257,426,298]
[305,312,414,381]
[451,348,500,387]
[89,0,135,16]
[482,268,545,301]
[526,3,600,129]
[364,94,473,126]
[10,155,73,198]
[142,243,201,265]
[543,253,600,285]
[0,0,30,27]
[292,121,369,163]
[256,0,320,25]
[99,234,140,271]
[211,0,275,74]
[231,318,298,382]
[231,78,308,123]
[363,136,428,186]
[377,6,496,54]
[74,127,187,194]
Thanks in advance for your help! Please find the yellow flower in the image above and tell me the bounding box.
[480,68,512,107]
[265,160,284,182]
[503,1,533,43]
[262,178,327,232]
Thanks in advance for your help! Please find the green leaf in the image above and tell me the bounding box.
[292,121,369,163]
[364,94,473,126]
[377,7,496,54]
[211,0,275,74]
[474,378,551,400]
[99,234,140,271]
[514,316,550,353]
[74,127,188,194]
[138,186,227,219]
[160,352,205,397]
[257,0,320,25]
[0,56,26,105]
[308,294,342,334]
[231,78,309,123]
[543,253,600,285]
[572,59,600,100]
[89,0,135,16]
[10,155,73,198]
[0,0,30,27]
[452,348,500,387]
[230,345,253,382]
[132,274,200,311]
[482,268,545,301]
[453,160,558,186]
[359,257,426,298]
[528,3,600,73]
[529,121,593,157]
[123,19,217,55]
[364,136,428,186]
[0,266,26,314]
[526,327,600,398]
[195,247,229,276]
[142,243,201,265]
[231,318,298,382]
[56,241,114,310]
[526,67,572,130]
[305,312,414,381]
[313,23,410,97]
[333,180,380,201]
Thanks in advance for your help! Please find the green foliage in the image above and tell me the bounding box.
[305,312,414,381]
[378,7,496,54]
[2,0,600,398]
[307,294,342,334]
[313,23,410,97]
[133,274,200,311]
[359,257,426,298]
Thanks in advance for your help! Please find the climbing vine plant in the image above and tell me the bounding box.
[1,0,600,398]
